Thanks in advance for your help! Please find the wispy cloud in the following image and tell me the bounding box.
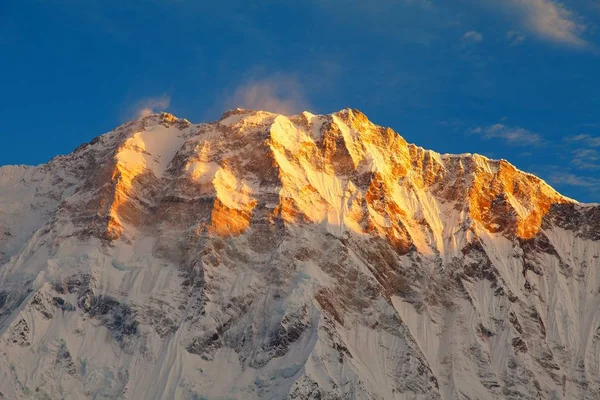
[500,0,588,48]
[461,30,483,45]
[471,123,544,146]
[506,30,526,46]
[568,133,600,147]
[222,74,310,115]
[549,172,600,194]
[134,94,171,118]
[572,148,600,170]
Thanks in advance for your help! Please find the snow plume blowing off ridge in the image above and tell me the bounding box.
[134,94,171,118]
[224,75,311,115]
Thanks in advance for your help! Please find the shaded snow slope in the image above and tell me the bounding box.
[0,109,598,400]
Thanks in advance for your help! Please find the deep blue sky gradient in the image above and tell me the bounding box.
[1,0,599,201]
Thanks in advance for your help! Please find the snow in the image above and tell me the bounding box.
[0,108,598,399]
[219,113,248,127]
[115,123,186,179]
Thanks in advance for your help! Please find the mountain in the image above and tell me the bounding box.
[0,109,599,400]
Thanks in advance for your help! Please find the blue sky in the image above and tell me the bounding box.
[1,0,599,202]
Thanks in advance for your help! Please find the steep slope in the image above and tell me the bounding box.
[0,109,598,399]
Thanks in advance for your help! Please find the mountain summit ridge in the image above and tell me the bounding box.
[0,109,598,399]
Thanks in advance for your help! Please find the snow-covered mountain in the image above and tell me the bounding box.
[0,109,599,399]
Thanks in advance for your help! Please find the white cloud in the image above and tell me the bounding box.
[545,168,600,198]
[134,94,171,118]
[572,148,600,170]
[502,0,588,48]
[506,30,526,46]
[461,30,483,45]
[222,75,310,115]
[569,133,600,147]
[471,123,543,146]
[549,172,600,189]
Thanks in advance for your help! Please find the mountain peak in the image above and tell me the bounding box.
[73,108,575,244]
[136,111,190,128]
[0,108,597,399]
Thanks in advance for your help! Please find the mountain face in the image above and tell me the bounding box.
[0,109,599,400]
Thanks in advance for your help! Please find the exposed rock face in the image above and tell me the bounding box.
[0,109,598,399]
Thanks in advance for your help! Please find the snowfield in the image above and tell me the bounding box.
[0,109,599,399]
